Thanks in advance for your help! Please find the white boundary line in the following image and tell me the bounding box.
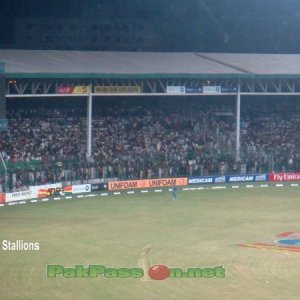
[1,182,299,208]
[211,186,227,190]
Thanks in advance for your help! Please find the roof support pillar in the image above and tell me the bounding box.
[235,83,241,162]
[86,82,93,159]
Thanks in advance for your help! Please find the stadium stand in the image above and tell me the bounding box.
[1,50,300,192]
[0,97,299,192]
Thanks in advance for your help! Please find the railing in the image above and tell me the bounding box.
[0,151,299,193]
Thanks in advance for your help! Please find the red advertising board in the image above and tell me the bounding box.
[0,193,5,203]
[269,173,300,182]
[56,86,89,94]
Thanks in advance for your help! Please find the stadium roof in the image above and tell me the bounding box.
[1,49,300,79]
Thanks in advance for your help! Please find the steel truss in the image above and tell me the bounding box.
[5,77,300,96]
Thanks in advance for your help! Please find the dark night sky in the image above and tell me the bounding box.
[1,0,300,53]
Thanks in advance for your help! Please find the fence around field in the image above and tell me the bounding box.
[0,150,299,193]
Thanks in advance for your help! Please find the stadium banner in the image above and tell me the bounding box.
[91,183,108,191]
[185,87,203,93]
[5,190,38,202]
[0,193,5,203]
[221,87,238,93]
[108,177,188,191]
[94,86,141,94]
[189,174,267,185]
[188,176,217,185]
[166,86,186,94]
[269,173,300,182]
[227,174,268,183]
[202,86,221,94]
[72,184,91,194]
[56,86,90,94]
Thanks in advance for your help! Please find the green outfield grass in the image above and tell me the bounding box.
[1,186,300,300]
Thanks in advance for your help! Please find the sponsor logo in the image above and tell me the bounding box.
[72,184,91,194]
[228,176,254,182]
[5,190,37,202]
[269,173,300,182]
[203,86,221,94]
[185,87,203,93]
[188,177,214,184]
[166,86,186,94]
[215,176,226,183]
[94,86,141,94]
[255,174,267,181]
[108,178,187,191]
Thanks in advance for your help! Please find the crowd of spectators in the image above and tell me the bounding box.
[0,97,299,192]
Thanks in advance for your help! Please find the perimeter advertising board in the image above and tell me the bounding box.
[0,193,5,203]
[72,184,91,194]
[188,174,267,185]
[269,173,300,182]
[5,190,38,202]
[56,86,90,94]
[227,174,268,183]
[166,86,186,94]
[108,178,188,191]
[94,86,141,94]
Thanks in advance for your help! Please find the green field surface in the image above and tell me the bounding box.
[1,186,300,300]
